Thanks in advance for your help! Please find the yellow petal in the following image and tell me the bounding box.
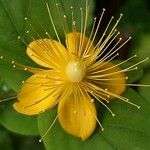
[92,62,126,100]
[13,97,56,116]
[27,39,68,68]
[66,32,95,57]
[13,70,60,115]
[58,90,97,140]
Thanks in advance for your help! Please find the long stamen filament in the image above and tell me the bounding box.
[39,115,58,142]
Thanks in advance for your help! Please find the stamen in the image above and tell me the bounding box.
[0,95,17,103]
[90,92,115,117]
[83,8,106,57]
[56,3,68,36]
[99,86,140,109]
[126,84,150,87]
[85,81,140,109]
[46,3,61,43]
[79,7,83,55]
[11,60,42,73]
[78,85,104,131]
[89,54,137,75]
[96,30,120,60]
[94,16,114,51]
[89,13,124,64]
[39,115,58,142]
[78,0,89,56]
[87,77,127,81]
[95,116,104,131]
[89,57,148,79]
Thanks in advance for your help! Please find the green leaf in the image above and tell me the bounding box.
[0,127,13,150]
[0,101,39,136]
[119,0,150,39]
[132,34,150,69]
[119,0,150,67]
[139,71,150,103]
[0,78,39,136]
[38,88,150,150]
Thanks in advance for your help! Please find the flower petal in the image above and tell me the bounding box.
[58,90,97,140]
[66,32,95,57]
[27,39,68,68]
[13,70,60,115]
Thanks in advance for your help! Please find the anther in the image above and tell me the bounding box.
[24,17,28,20]
[103,8,106,11]
[0,56,3,59]
[45,32,48,35]
[73,21,76,25]
[91,99,94,103]
[111,16,114,19]
[70,6,73,9]
[146,57,149,60]
[17,36,21,40]
[128,36,132,40]
[26,31,29,34]
[11,61,15,64]
[63,15,66,18]
[22,81,25,84]
[13,65,16,68]
[125,77,128,80]
[112,113,115,117]
[24,68,27,71]
[120,13,123,17]
[56,3,58,6]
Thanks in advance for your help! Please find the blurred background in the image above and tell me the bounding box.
[0,0,150,149]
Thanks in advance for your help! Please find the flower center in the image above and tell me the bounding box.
[65,59,86,82]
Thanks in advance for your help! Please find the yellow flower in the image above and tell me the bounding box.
[9,2,148,141]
